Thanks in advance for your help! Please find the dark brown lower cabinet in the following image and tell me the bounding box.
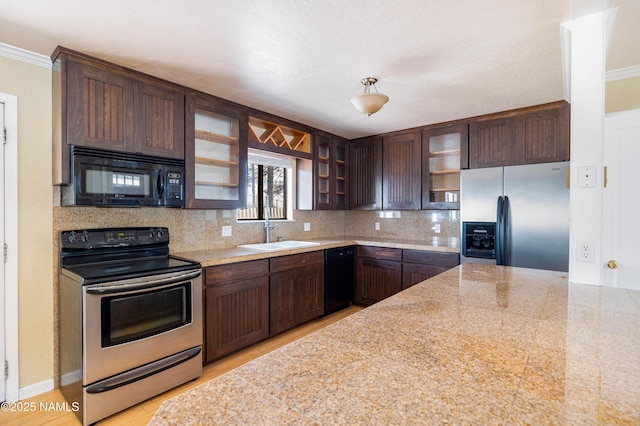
[270,251,325,336]
[355,246,460,305]
[354,246,402,306]
[204,259,269,363]
[203,246,459,361]
[402,250,460,289]
[402,263,450,289]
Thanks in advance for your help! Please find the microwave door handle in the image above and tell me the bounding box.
[156,170,165,201]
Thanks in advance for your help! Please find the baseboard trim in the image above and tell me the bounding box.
[19,378,55,400]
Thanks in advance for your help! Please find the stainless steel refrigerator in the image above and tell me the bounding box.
[460,161,570,272]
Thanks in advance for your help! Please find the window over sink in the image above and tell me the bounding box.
[238,149,293,221]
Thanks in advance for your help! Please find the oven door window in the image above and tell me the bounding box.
[101,283,192,347]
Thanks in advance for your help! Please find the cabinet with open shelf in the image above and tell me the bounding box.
[248,117,311,156]
[334,140,348,209]
[315,132,348,210]
[185,93,247,209]
[421,124,468,209]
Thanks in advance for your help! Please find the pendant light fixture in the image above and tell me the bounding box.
[350,77,389,116]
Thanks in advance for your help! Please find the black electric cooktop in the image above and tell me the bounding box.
[61,256,200,284]
[59,227,200,285]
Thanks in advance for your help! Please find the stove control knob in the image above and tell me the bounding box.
[157,230,165,239]
[81,231,90,243]
[68,231,78,244]
[149,229,156,239]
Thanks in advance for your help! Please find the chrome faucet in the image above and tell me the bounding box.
[264,194,278,243]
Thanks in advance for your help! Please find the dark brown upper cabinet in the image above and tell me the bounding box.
[184,92,247,209]
[515,101,570,165]
[349,137,383,210]
[52,47,185,184]
[468,101,569,169]
[422,123,468,210]
[469,116,516,169]
[134,81,185,159]
[315,132,349,210]
[382,131,422,210]
[65,59,135,154]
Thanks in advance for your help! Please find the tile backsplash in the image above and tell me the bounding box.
[344,209,460,242]
[54,204,459,254]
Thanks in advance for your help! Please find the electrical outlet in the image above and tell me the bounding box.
[221,226,232,237]
[434,224,441,234]
[304,222,311,231]
[375,222,380,231]
[576,240,594,262]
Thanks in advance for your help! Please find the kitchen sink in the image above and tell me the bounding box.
[238,240,321,251]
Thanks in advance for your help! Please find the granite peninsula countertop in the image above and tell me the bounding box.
[172,236,460,267]
[150,264,640,425]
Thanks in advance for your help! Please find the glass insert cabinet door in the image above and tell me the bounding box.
[185,94,247,209]
[316,135,331,208]
[315,133,348,210]
[421,124,467,209]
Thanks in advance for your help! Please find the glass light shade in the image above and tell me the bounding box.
[350,93,389,116]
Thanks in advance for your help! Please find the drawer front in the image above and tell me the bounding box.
[270,250,324,273]
[356,246,402,262]
[402,249,459,267]
[205,259,269,286]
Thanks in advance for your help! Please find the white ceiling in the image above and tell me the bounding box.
[1,0,638,139]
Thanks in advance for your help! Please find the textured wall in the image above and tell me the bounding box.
[606,76,640,113]
[0,55,53,390]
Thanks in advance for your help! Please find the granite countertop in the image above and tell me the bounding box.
[150,263,640,424]
[172,236,460,267]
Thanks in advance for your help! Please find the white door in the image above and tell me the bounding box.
[0,100,5,402]
[602,109,640,289]
[0,93,17,403]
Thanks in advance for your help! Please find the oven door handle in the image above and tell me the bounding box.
[85,270,201,294]
[86,346,201,394]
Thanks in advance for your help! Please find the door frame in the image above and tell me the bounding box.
[602,108,640,289]
[1,93,19,402]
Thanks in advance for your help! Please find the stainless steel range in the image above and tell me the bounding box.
[59,227,202,425]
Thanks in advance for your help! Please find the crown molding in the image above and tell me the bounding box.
[0,42,51,69]
[606,65,640,82]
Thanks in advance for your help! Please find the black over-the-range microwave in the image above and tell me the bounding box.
[61,146,185,207]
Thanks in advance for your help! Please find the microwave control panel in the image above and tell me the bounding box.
[165,170,184,205]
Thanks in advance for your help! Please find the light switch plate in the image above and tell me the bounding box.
[578,166,596,188]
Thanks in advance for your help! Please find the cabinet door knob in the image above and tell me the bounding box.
[607,260,618,269]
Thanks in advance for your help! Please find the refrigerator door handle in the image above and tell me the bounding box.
[496,196,504,265]
[502,196,510,266]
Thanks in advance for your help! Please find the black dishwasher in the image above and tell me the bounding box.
[324,246,355,315]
